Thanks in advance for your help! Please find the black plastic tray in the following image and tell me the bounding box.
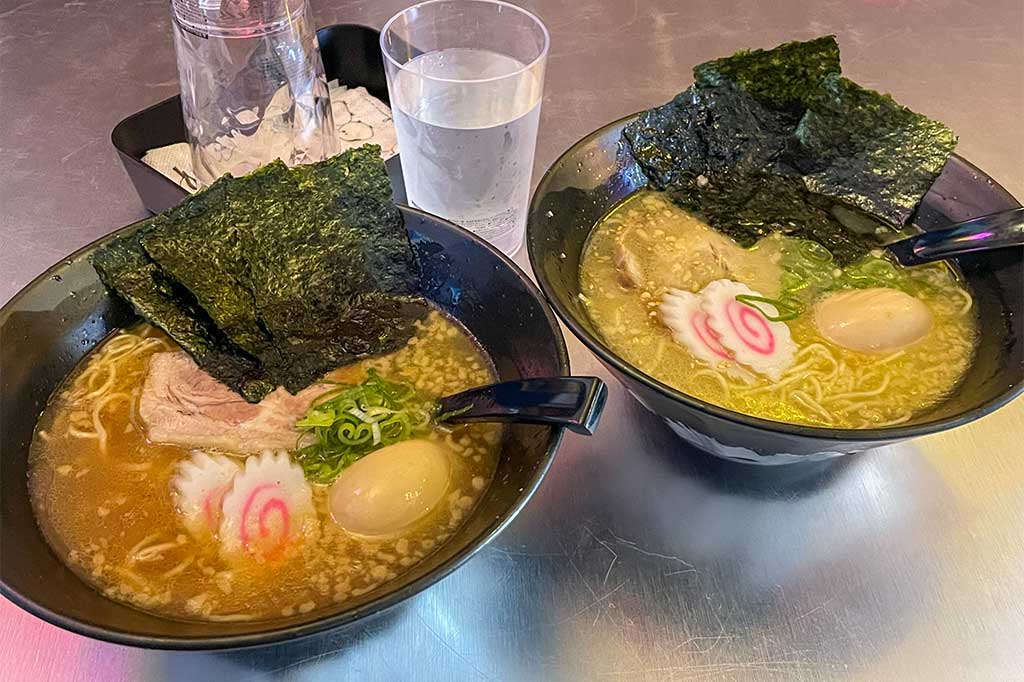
[111,23,405,214]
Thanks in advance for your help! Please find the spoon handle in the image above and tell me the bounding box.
[437,377,608,435]
[888,207,1024,266]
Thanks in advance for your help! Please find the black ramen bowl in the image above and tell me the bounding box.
[527,114,1024,464]
[0,207,569,649]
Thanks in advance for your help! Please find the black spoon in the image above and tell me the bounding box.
[886,207,1024,266]
[436,376,608,436]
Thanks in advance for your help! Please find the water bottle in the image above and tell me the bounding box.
[170,0,335,186]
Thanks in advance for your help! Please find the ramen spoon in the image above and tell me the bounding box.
[436,376,607,435]
[887,207,1024,266]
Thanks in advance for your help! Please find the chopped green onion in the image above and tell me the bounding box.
[780,268,809,293]
[797,239,834,264]
[735,294,802,322]
[294,369,436,484]
[436,404,473,423]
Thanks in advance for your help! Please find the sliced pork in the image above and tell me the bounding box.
[613,240,645,288]
[139,352,331,453]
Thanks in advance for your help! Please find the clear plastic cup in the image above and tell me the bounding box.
[171,0,335,186]
[381,0,549,257]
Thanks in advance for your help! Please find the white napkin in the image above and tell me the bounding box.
[142,83,398,193]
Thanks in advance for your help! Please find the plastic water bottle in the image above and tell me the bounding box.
[170,0,335,186]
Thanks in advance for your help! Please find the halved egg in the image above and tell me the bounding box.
[329,439,452,537]
[814,287,933,353]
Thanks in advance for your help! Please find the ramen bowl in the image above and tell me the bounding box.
[0,207,572,649]
[527,114,1024,464]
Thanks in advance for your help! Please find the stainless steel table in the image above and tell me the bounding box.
[2,0,1023,680]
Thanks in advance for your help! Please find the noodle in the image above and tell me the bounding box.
[954,287,973,314]
[128,384,143,433]
[858,369,880,387]
[795,343,830,359]
[82,362,116,402]
[807,375,824,403]
[741,372,808,396]
[646,340,668,373]
[798,343,840,378]
[120,461,152,472]
[114,567,148,589]
[877,350,906,366]
[103,333,142,354]
[692,369,731,399]
[127,533,161,558]
[791,390,834,423]
[91,392,132,456]
[73,334,163,394]
[777,358,820,378]
[877,412,912,426]
[131,542,181,563]
[828,374,892,404]
[162,555,195,579]
[206,613,257,622]
[120,337,169,361]
[67,424,100,440]
[62,332,159,449]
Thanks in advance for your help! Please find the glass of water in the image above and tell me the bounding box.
[381,0,549,257]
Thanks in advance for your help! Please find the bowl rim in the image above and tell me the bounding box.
[0,204,570,649]
[527,112,1024,444]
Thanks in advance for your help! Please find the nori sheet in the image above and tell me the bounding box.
[624,35,957,265]
[140,167,281,359]
[241,149,426,392]
[693,35,841,116]
[666,170,883,259]
[93,228,215,358]
[92,228,274,401]
[790,74,957,227]
[625,81,875,263]
[92,146,427,401]
[624,83,794,193]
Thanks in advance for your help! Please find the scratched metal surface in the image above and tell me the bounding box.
[2,0,1024,680]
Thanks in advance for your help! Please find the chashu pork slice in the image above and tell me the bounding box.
[139,352,333,454]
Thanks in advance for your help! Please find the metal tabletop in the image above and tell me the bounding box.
[2,0,1023,680]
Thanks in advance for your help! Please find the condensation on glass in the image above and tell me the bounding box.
[381,0,549,257]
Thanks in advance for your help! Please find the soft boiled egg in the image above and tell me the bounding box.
[814,287,933,354]
[329,439,452,537]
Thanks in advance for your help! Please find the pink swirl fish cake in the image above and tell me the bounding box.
[700,280,796,381]
[219,451,315,562]
[170,451,241,540]
[660,288,736,366]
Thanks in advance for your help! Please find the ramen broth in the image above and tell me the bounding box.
[29,311,501,622]
[580,191,978,428]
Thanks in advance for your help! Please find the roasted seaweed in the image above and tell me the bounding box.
[693,35,841,116]
[624,35,956,264]
[141,167,281,359]
[236,150,425,392]
[93,146,428,401]
[790,74,958,227]
[623,83,794,190]
[93,228,274,401]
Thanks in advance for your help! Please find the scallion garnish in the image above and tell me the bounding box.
[734,294,802,321]
[294,369,436,484]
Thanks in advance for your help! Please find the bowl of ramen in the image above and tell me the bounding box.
[527,37,1023,464]
[0,149,575,648]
